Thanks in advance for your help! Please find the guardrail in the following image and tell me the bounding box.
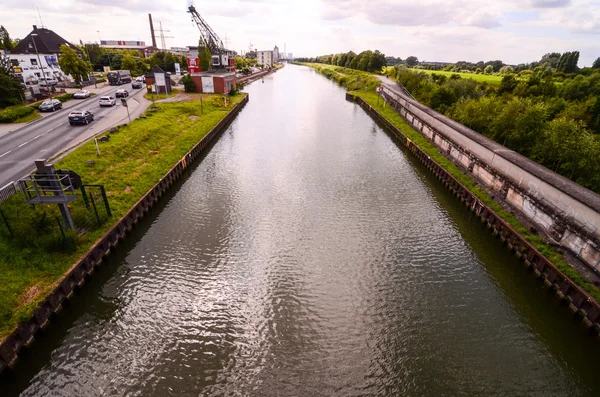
[0,182,17,205]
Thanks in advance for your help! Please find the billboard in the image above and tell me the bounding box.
[187,57,201,73]
[174,63,181,76]
[201,76,214,93]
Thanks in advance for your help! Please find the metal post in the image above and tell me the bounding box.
[58,203,75,230]
[31,33,53,102]
[0,209,14,237]
[56,216,66,240]
[89,193,101,226]
[80,185,89,209]
[99,185,112,217]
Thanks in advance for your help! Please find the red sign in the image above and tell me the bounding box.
[187,57,201,73]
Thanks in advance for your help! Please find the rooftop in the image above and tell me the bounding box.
[12,26,81,55]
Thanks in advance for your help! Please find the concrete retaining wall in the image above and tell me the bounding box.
[347,92,600,334]
[0,94,250,374]
[380,84,600,272]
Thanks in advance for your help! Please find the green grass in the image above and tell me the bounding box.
[302,62,600,304]
[0,93,246,341]
[144,88,179,101]
[410,69,503,85]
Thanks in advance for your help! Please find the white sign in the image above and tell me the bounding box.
[174,63,181,76]
[103,66,111,73]
[201,76,214,93]
[154,72,166,87]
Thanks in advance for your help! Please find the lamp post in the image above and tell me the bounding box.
[30,32,53,102]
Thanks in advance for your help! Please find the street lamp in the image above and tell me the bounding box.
[30,32,53,102]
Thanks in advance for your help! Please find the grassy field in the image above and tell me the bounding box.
[410,69,503,85]
[301,62,600,303]
[0,93,246,340]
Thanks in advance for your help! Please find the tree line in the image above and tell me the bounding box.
[295,50,387,73]
[392,65,600,192]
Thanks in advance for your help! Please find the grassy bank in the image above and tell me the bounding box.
[0,93,246,340]
[302,62,600,303]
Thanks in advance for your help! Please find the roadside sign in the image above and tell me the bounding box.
[120,98,127,107]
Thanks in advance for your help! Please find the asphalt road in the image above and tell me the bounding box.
[0,85,146,187]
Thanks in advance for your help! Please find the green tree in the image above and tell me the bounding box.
[0,53,23,107]
[0,25,12,50]
[405,56,419,67]
[484,65,493,74]
[198,43,211,71]
[590,96,600,134]
[180,55,188,70]
[499,75,518,94]
[121,53,138,74]
[592,57,600,69]
[429,86,457,113]
[58,44,91,87]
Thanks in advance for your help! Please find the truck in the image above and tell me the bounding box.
[107,70,132,86]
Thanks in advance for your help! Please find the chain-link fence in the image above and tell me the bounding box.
[0,184,111,253]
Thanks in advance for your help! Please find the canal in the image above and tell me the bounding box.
[3,64,600,396]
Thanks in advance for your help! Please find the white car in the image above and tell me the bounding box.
[99,96,116,107]
[73,90,91,99]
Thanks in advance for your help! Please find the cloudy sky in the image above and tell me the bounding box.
[1,0,599,65]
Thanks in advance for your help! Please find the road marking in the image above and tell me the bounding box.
[15,132,45,149]
[0,149,13,158]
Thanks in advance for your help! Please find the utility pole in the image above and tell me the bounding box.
[30,32,53,102]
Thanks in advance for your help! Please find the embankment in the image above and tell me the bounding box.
[0,94,249,373]
[346,92,600,333]
[380,83,600,274]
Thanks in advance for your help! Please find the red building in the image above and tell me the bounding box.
[190,72,236,94]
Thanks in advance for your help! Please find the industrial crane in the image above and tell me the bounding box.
[187,5,233,71]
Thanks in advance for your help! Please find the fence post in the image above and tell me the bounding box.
[99,185,112,217]
[80,185,90,209]
[89,193,101,226]
[0,209,14,238]
[56,216,66,240]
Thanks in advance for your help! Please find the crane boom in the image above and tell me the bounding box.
[188,5,225,54]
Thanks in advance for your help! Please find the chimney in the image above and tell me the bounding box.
[148,14,157,48]
[33,25,37,30]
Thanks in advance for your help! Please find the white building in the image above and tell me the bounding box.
[9,26,82,85]
[257,50,273,68]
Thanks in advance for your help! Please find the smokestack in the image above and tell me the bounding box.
[148,14,157,48]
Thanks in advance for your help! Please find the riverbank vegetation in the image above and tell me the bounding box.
[301,61,600,307]
[0,93,246,340]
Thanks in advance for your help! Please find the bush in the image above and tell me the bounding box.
[0,106,35,123]
[182,74,195,93]
[55,93,74,102]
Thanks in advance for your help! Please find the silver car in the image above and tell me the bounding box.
[73,90,91,99]
[99,96,116,107]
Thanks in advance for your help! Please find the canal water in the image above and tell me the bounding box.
[4,64,600,396]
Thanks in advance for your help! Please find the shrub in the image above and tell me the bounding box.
[182,74,195,93]
[0,106,35,123]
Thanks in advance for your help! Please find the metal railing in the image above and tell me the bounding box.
[19,173,76,204]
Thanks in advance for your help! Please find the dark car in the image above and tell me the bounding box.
[38,99,62,112]
[131,80,143,89]
[68,110,94,125]
[115,89,129,98]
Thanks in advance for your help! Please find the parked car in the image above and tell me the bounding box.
[136,76,146,83]
[39,78,59,86]
[73,90,91,99]
[68,110,94,125]
[99,96,116,107]
[115,89,129,98]
[131,80,143,89]
[38,99,62,112]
